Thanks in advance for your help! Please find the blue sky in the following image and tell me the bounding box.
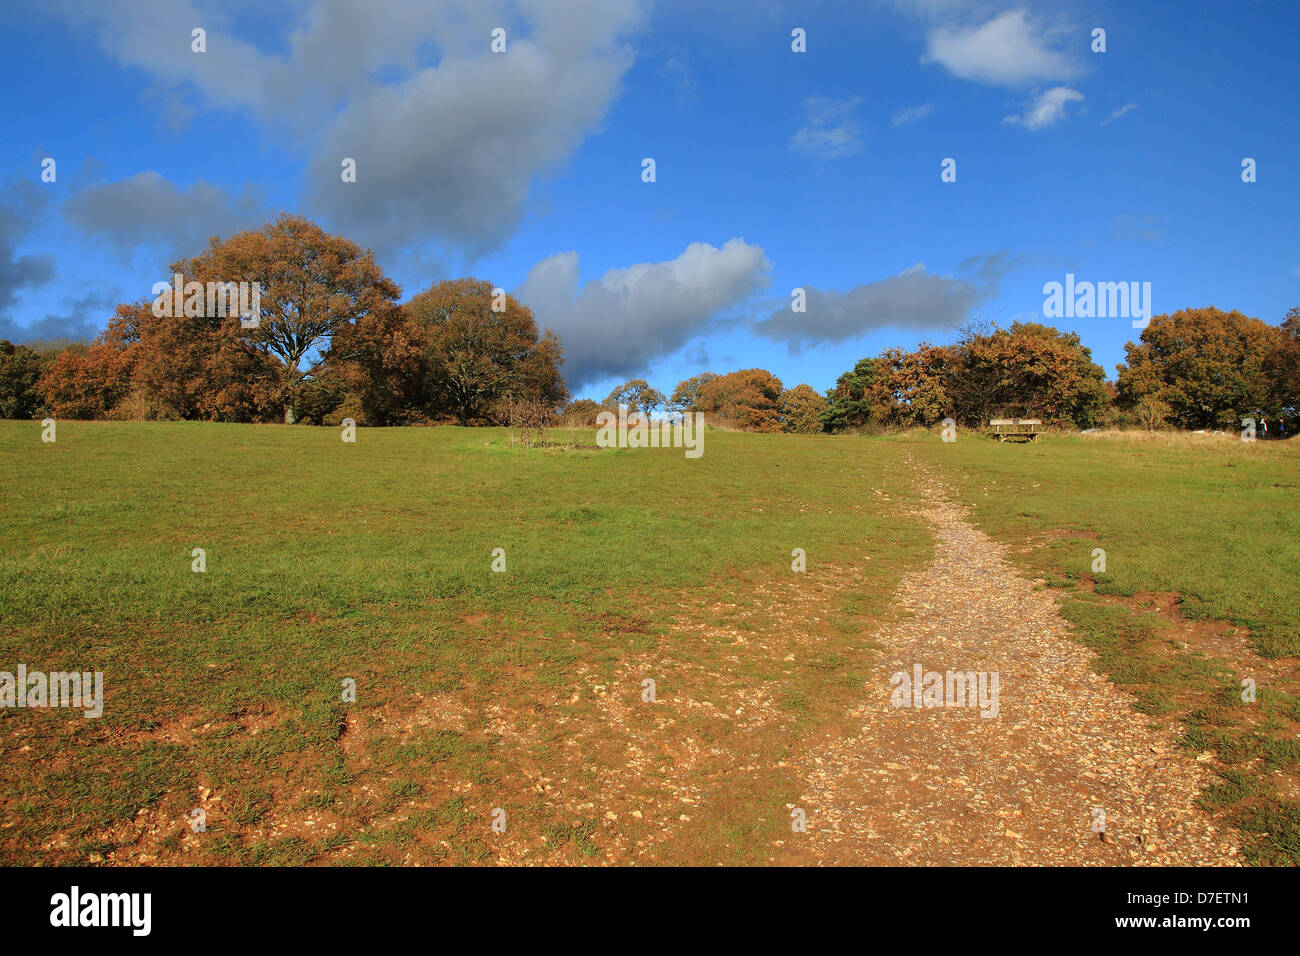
[1,0,1296,402]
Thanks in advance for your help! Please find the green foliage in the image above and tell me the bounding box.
[778,383,827,433]
[0,340,46,419]
[820,358,878,432]
[602,378,665,416]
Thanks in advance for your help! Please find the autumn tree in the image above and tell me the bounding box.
[604,378,665,417]
[870,344,953,427]
[127,291,281,422]
[821,325,1107,432]
[947,322,1109,427]
[401,278,566,425]
[1265,306,1299,420]
[778,383,827,433]
[328,304,428,425]
[39,304,146,419]
[696,368,784,432]
[1133,395,1172,431]
[1117,307,1280,429]
[175,214,401,424]
[558,398,605,427]
[668,372,720,414]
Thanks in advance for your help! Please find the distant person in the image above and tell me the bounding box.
[1260,418,1268,439]
[1280,420,1286,440]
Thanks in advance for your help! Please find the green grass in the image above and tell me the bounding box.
[0,420,930,865]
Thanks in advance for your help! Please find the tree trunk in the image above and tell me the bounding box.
[284,372,299,424]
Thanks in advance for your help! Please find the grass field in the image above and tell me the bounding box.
[0,421,931,864]
[2,421,1297,864]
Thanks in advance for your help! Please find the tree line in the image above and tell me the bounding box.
[0,215,1296,433]
[813,310,1298,432]
[560,310,1297,434]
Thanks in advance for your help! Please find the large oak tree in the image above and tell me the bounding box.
[174,214,401,423]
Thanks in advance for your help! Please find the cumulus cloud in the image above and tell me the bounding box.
[57,0,646,260]
[754,254,1013,348]
[1002,86,1083,129]
[516,239,771,388]
[924,9,1080,87]
[62,172,267,260]
[307,32,636,258]
[791,96,865,159]
[0,183,56,316]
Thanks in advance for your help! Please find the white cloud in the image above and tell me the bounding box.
[516,239,771,387]
[658,54,695,105]
[1100,102,1138,126]
[791,96,865,159]
[924,9,1079,87]
[892,103,935,126]
[1002,86,1084,129]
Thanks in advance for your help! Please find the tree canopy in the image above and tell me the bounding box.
[1117,307,1287,428]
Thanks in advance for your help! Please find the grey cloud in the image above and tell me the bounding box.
[307,26,637,258]
[62,172,266,260]
[0,182,56,315]
[57,0,647,260]
[0,288,118,345]
[755,256,1013,348]
[516,238,771,388]
[50,0,273,114]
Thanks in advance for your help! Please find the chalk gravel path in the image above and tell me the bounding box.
[785,458,1240,866]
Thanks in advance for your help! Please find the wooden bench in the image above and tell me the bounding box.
[989,418,1042,442]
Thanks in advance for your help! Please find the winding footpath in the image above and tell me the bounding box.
[784,458,1240,866]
